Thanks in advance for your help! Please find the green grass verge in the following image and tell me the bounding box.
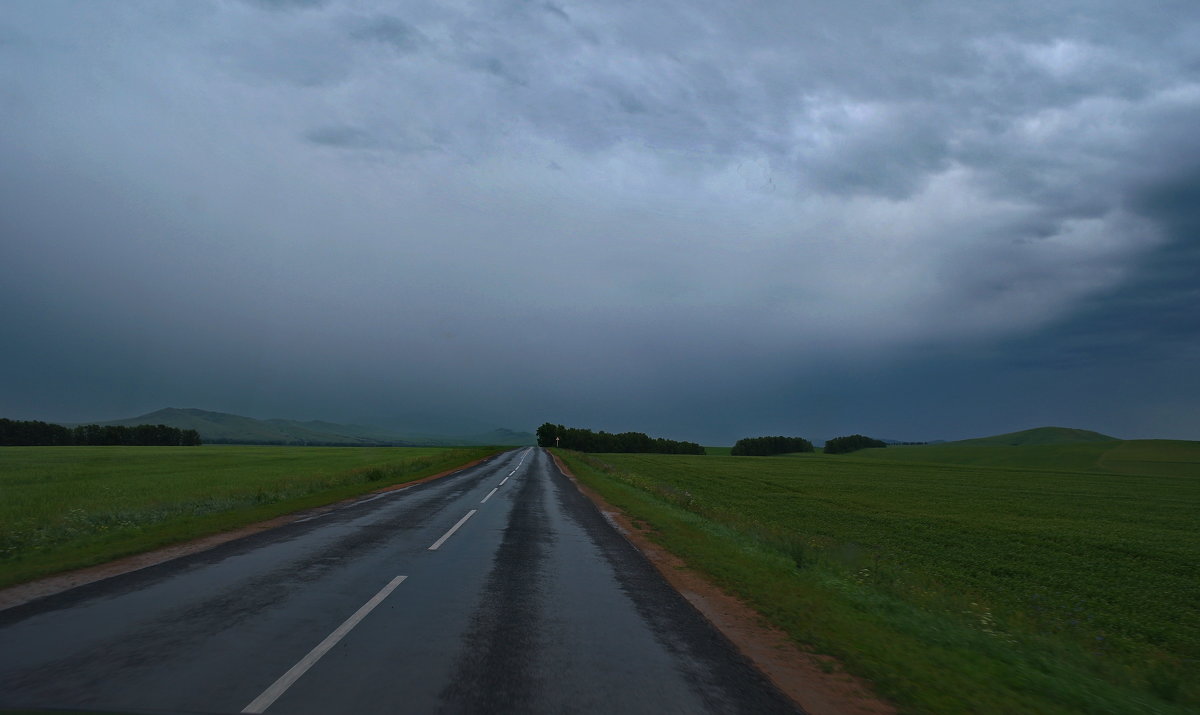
[0,445,499,588]
[556,447,1199,714]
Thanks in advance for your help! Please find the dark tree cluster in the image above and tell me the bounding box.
[536,423,704,455]
[823,434,888,454]
[730,436,815,456]
[0,418,202,446]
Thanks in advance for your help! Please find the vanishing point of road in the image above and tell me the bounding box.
[0,448,801,714]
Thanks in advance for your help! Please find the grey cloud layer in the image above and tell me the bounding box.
[1,0,1197,440]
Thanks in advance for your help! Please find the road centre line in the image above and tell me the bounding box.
[500,476,509,486]
[481,487,499,504]
[242,574,408,714]
[500,447,530,477]
[428,510,477,551]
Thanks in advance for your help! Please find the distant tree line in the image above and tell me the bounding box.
[823,434,887,454]
[0,418,202,446]
[731,436,815,456]
[536,423,704,455]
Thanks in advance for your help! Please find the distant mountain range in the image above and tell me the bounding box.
[96,408,536,447]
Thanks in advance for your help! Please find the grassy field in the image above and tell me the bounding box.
[558,442,1200,714]
[852,439,1200,478]
[0,445,497,588]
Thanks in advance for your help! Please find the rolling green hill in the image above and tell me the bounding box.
[849,427,1198,478]
[950,425,1118,446]
[98,408,535,447]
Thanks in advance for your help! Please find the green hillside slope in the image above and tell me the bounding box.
[104,408,305,444]
[950,426,1118,446]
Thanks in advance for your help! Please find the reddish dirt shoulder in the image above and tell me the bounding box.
[550,452,896,715]
[0,454,496,612]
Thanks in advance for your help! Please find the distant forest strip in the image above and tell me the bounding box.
[0,418,202,446]
[731,436,815,456]
[824,434,888,454]
[536,423,705,454]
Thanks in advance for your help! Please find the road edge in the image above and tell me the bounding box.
[0,452,501,612]
[548,449,896,715]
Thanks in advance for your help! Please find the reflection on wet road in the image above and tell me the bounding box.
[0,448,799,714]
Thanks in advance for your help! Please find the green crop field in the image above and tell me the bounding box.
[558,441,1200,714]
[851,439,1200,478]
[0,445,497,588]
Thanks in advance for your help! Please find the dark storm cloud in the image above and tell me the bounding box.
[541,3,570,23]
[1,0,1198,441]
[1023,162,1200,368]
[246,0,329,11]
[348,15,425,52]
[0,23,23,46]
[220,30,354,87]
[304,125,380,149]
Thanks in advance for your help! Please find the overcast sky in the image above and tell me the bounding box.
[2,0,1198,443]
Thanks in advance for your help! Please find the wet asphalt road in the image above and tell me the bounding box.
[0,448,800,714]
